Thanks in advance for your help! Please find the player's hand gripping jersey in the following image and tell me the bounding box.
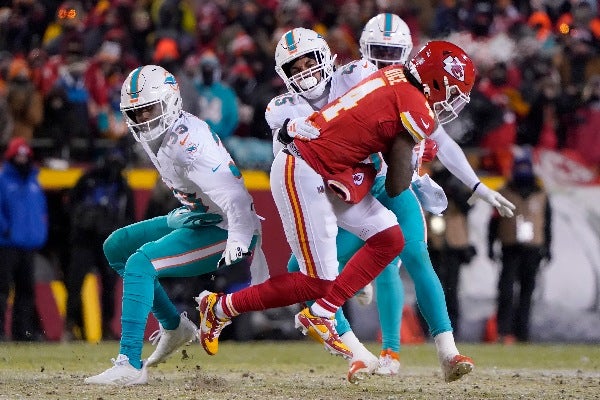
[266,59,378,156]
[292,65,435,202]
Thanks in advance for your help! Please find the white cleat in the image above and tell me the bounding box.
[441,354,474,382]
[347,355,379,384]
[341,331,378,384]
[146,312,198,367]
[374,348,400,375]
[84,354,148,386]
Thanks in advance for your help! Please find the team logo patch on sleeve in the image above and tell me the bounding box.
[185,144,198,154]
[353,172,364,185]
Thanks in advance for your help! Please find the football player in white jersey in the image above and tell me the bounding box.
[85,65,267,386]
[265,24,441,382]
[267,27,382,379]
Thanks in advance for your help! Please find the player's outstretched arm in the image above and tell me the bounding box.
[432,125,515,218]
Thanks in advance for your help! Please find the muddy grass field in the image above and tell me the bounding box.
[1,341,598,400]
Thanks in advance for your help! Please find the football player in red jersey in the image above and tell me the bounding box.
[196,39,475,375]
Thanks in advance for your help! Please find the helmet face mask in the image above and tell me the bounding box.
[430,80,471,124]
[120,65,182,142]
[408,41,475,125]
[275,28,335,99]
[360,13,413,69]
[287,55,322,90]
[124,101,163,135]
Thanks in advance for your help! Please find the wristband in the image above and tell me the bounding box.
[472,181,481,193]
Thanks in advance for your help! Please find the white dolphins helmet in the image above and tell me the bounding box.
[120,65,182,142]
[360,13,413,68]
[274,28,335,99]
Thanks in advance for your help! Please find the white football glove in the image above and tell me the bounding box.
[218,241,250,267]
[468,182,516,218]
[354,283,374,306]
[286,117,320,141]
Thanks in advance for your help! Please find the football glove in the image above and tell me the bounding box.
[287,117,320,141]
[417,138,439,163]
[167,207,223,229]
[468,182,516,218]
[218,241,251,268]
[411,138,438,169]
[277,117,320,144]
[184,212,223,227]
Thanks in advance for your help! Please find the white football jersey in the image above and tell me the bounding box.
[266,59,379,156]
[142,111,260,247]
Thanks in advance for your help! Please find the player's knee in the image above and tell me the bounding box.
[369,225,404,257]
[103,228,127,265]
[125,251,156,276]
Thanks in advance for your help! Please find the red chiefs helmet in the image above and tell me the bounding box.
[407,40,476,124]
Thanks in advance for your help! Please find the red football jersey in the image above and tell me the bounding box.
[293,65,435,178]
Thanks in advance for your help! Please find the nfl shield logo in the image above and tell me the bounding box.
[353,172,364,186]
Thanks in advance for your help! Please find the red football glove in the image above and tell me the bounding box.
[414,138,439,164]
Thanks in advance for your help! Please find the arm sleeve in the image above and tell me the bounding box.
[265,100,286,156]
[272,128,284,156]
[430,124,480,190]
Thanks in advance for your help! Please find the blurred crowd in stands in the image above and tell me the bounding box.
[0,0,599,175]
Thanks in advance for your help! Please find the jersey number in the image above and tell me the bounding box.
[321,78,386,122]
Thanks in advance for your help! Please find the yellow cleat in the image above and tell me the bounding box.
[195,290,231,355]
[294,307,353,360]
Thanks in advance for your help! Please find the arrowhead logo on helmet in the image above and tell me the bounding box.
[443,56,466,82]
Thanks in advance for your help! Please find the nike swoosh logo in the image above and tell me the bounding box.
[421,118,430,129]
[179,133,190,145]
[212,164,222,172]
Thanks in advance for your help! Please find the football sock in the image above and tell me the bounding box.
[434,331,459,362]
[227,272,333,314]
[151,280,180,330]
[317,225,404,310]
[286,251,352,334]
[119,251,155,369]
[401,240,453,336]
[375,257,403,353]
